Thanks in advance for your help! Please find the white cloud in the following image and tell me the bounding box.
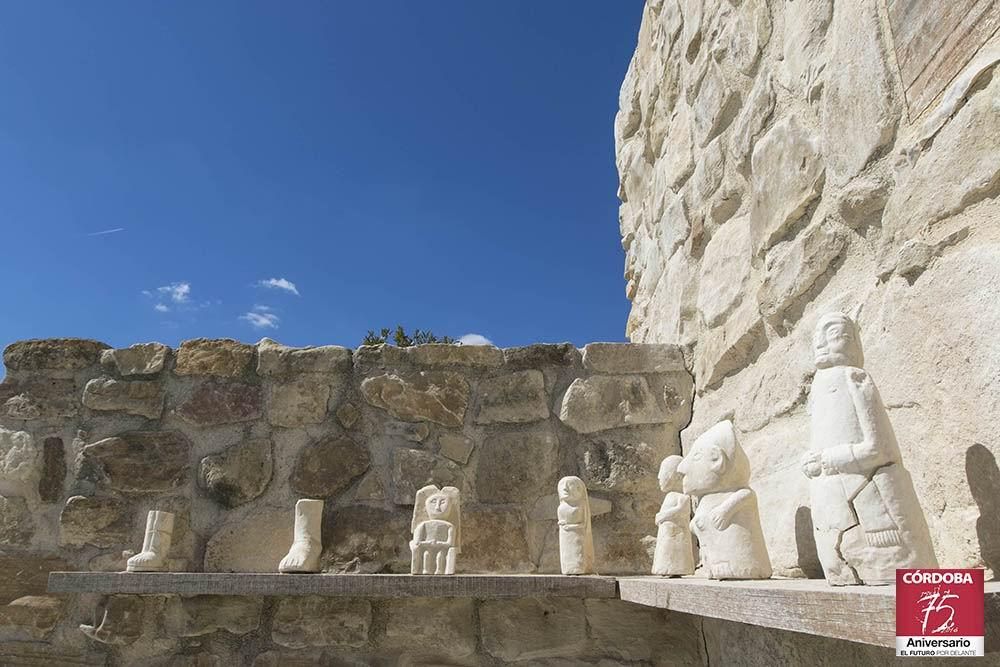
[154,303,169,313]
[240,305,280,330]
[86,227,125,236]
[157,282,191,303]
[458,333,493,346]
[258,277,299,296]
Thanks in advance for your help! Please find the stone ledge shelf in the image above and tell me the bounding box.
[618,577,1000,649]
[48,572,619,599]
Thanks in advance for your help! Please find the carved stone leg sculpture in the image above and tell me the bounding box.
[279,499,323,573]
[125,510,174,573]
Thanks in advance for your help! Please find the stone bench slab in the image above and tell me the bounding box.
[48,572,619,598]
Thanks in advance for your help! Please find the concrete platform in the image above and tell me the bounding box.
[48,572,619,598]
[618,576,1000,649]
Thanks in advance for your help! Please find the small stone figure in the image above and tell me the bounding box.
[653,455,695,576]
[802,312,938,585]
[557,476,596,575]
[410,485,461,575]
[125,510,174,573]
[679,421,772,580]
[279,499,323,574]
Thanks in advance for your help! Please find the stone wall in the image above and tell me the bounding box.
[0,337,703,664]
[616,0,1000,580]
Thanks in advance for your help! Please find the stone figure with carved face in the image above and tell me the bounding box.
[802,312,937,585]
[653,455,695,576]
[557,476,596,575]
[410,485,461,575]
[678,421,771,579]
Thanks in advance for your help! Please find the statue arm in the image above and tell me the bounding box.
[656,495,689,524]
[710,488,752,529]
[821,370,895,475]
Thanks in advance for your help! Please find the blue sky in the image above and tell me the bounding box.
[0,2,643,355]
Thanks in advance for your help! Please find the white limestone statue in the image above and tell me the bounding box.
[557,476,596,575]
[652,455,695,576]
[125,510,174,572]
[678,421,772,579]
[279,499,323,574]
[801,312,938,585]
[410,485,461,575]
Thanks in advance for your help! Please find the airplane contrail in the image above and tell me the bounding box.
[85,227,125,236]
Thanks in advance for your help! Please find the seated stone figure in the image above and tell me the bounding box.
[678,420,772,580]
[410,485,461,575]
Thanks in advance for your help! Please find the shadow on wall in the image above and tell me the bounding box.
[967,443,1000,579]
[794,506,824,579]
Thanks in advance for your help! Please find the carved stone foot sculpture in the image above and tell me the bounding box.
[125,510,174,573]
[279,499,323,573]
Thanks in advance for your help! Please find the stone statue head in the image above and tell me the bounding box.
[426,492,451,519]
[813,311,864,369]
[677,420,750,497]
[658,455,684,493]
[557,476,587,504]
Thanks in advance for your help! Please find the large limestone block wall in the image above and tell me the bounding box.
[616,0,1000,582]
[0,337,701,665]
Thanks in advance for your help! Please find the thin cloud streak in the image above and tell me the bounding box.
[258,277,300,296]
[85,227,126,236]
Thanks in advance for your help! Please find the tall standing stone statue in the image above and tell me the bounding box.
[679,421,772,579]
[652,455,695,576]
[279,499,323,573]
[557,476,596,575]
[802,312,938,585]
[410,485,461,575]
[125,510,174,572]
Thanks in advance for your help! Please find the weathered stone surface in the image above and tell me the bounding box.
[406,344,504,368]
[361,371,469,427]
[781,0,832,101]
[59,495,130,547]
[462,508,533,572]
[335,402,360,429]
[836,174,889,228]
[204,508,290,573]
[38,437,65,502]
[693,62,739,147]
[748,115,825,256]
[690,137,725,204]
[0,377,77,420]
[266,378,330,427]
[82,377,164,419]
[502,343,579,369]
[476,429,559,503]
[821,0,898,183]
[321,506,408,573]
[758,220,846,318]
[291,435,369,498]
[586,599,702,664]
[0,496,32,546]
[80,595,143,646]
[272,597,370,649]
[559,375,676,433]
[381,599,477,661]
[176,381,262,425]
[728,72,775,168]
[0,555,69,605]
[719,0,771,77]
[174,338,254,377]
[383,420,429,442]
[0,596,65,640]
[256,338,352,376]
[82,432,190,493]
[0,428,40,487]
[391,449,463,505]
[198,438,272,508]
[3,339,108,374]
[580,436,661,493]
[583,342,686,375]
[475,370,549,424]
[166,595,262,637]
[101,343,169,376]
[480,598,587,661]
[696,218,753,328]
[437,432,474,464]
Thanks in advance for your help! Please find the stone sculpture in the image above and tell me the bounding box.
[278,499,323,573]
[802,312,938,585]
[652,455,695,576]
[557,476,596,575]
[125,510,174,572]
[410,485,461,575]
[679,421,772,579]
